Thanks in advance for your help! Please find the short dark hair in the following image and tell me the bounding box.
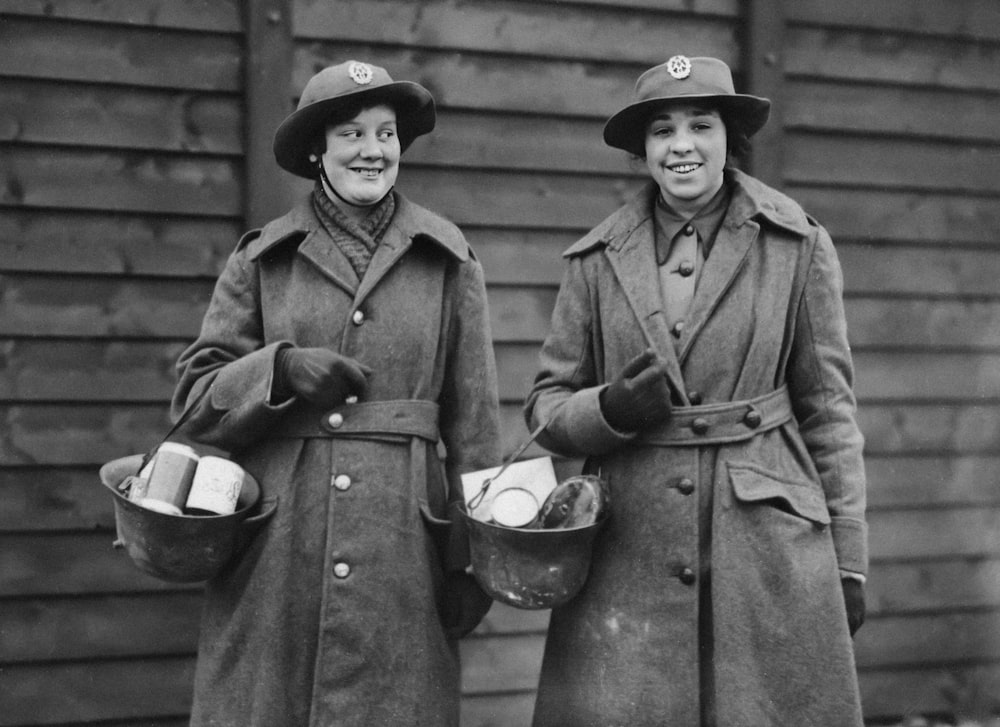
[632,104,752,164]
[309,100,398,158]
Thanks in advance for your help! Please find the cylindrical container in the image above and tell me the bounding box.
[489,487,540,528]
[186,456,245,516]
[142,442,199,516]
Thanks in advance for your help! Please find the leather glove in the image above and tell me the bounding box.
[842,578,866,636]
[273,347,372,407]
[600,348,672,432]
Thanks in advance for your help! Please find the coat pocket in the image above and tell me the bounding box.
[727,462,831,527]
[418,503,492,639]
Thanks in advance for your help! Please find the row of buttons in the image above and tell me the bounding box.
[332,473,353,577]
[688,407,763,435]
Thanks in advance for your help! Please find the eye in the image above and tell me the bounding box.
[378,129,396,141]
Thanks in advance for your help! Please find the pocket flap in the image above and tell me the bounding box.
[728,464,831,526]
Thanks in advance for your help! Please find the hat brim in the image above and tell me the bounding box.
[603,94,771,156]
[274,81,436,178]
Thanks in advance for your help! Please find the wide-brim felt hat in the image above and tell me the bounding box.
[603,56,770,156]
[274,60,436,178]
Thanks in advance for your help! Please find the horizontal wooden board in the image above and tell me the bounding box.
[294,0,737,64]
[868,507,1000,561]
[791,186,1000,246]
[846,299,1000,350]
[0,209,238,277]
[784,133,1000,195]
[866,455,1000,509]
[0,658,195,725]
[856,611,1000,669]
[0,79,242,154]
[785,27,1000,93]
[2,593,201,662]
[853,352,1000,401]
[460,632,545,694]
[0,15,242,92]
[0,147,241,216]
[788,0,1000,42]
[867,559,1000,615]
[2,0,242,32]
[785,79,1000,143]
[860,664,1000,720]
[461,692,537,727]
[0,530,197,596]
[407,110,633,176]
[837,243,1000,297]
[860,404,1000,456]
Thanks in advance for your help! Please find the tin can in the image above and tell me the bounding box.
[141,442,199,516]
[185,456,245,516]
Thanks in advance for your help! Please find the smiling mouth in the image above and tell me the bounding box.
[351,168,382,179]
[669,163,702,174]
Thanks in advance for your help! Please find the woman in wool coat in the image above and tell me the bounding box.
[172,60,501,727]
[525,56,867,726]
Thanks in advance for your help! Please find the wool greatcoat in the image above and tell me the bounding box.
[525,169,867,727]
[172,192,501,727]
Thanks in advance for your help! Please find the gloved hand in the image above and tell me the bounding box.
[273,347,372,407]
[600,348,672,432]
[842,577,866,636]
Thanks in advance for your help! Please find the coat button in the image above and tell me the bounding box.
[744,408,762,428]
[683,225,695,236]
[352,310,365,326]
[332,474,351,490]
[328,412,344,428]
[678,261,695,277]
[691,417,709,435]
[679,567,696,585]
[687,390,703,405]
[676,477,694,495]
[671,321,685,338]
[333,562,351,578]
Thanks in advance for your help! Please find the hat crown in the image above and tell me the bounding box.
[632,56,737,104]
[297,61,397,111]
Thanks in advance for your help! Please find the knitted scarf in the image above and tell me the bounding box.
[311,181,396,279]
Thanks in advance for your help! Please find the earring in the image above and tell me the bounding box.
[308,153,318,164]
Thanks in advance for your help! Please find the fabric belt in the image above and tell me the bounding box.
[271,399,440,441]
[638,386,793,446]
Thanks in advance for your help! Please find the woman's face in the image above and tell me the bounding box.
[321,104,400,209]
[644,103,727,216]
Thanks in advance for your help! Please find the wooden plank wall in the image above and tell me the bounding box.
[0,2,243,724]
[774,2,1000,722]
[2,0,999,725]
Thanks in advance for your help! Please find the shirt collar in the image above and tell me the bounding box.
[654,182,731,257]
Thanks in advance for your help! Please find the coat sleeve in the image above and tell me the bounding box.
[437,255,502,499]
[172,245,295,452]
[524,256,637,458]
[787,225,868,577]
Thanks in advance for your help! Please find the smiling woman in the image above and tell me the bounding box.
[170,60,501,727]
[524,55,868,727]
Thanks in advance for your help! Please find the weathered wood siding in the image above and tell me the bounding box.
[1,0,998,724]
[0,2,243,724]
[774,2,1000,721]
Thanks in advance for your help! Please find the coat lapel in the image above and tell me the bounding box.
[677,215,756,362]
[603,203,687,400]
[298,228,361,298]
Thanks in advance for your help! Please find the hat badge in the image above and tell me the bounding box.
[348,61,374,85]
[666,55,692,80]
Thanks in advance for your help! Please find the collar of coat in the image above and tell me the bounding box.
[239,192,471,263]
[563,168,814,258]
